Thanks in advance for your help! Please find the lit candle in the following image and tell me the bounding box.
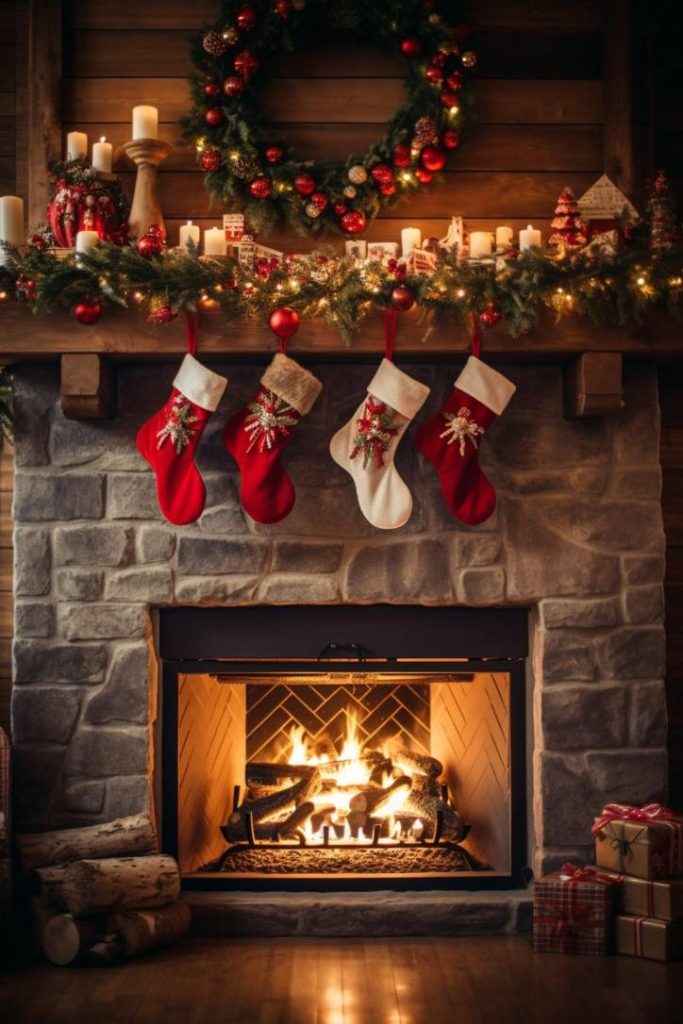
[75,230,99,255]
[91,136,113,173]
[469,231,493,259]
[132,105,159,140]
[66,131,88,161]
[179,220,200,252]
[495,226,513,250]
[0,195,25,249]
[203,226,227,256]
[401,226,422,258]
[519,224,542,251]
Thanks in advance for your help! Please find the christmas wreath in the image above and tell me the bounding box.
[182,1,474,236]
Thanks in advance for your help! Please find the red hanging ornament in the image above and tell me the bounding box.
[236,6,257,30]
[415,168,433,184]
[269,305,300,342]
[294,173,316,196]
[400,37,423,58]
[310,191,329,211]
[74,299,102,325]
[205,107,224,127]
[137,228,165,258]
[250,176,272,199]
[420,146,446,172]
[392,144,412,168]
[391,286,415,312]
[441,130,460,150]
[148,303,177,324]
[204,80,221,98]
[440,90,458,109]
[223,76,245,97]
[425,65,444,83]
[203,30,228,56]
[340,210,367,234]
[234,50,259,82]
[265,145,284,164]
[200,149,222,172]
[274,0,292,16]
[479,303,502,329]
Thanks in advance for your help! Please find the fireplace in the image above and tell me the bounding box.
[159,605,527,889]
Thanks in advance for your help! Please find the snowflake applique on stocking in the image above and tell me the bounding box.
[349,397,403,469]
[439,406,485,456]
[156,395,200,454]
[244,388,299,454]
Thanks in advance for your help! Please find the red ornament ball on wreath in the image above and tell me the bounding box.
[137,230,164,259]
[274,0,292,17]
[310,191,329,211]
[446,71,464,91]
[223,76,245,98]
[294,173,316,196]
[204,80,221,98]
[236,6,257,30]
[234,50,259,82]
[74,299,102,325]
[340,210,367,235]
[479,303,502,329]
[391,286,415,312]
[200,149,222,172]
[400,37,423,58]
[440,90,458,109]
[15,277,36,301]
[148,303,177,325]
[269,305,300,342]
[420,146,446,172]
[441,130,459,150]
[265,145,284,165]
[205,107,224,127]
[334,202,348,217]
[371,163,394,185]
[380,182,397,197]
[392,144,412,169]
[425,65,444,83]
[250,176,272,199]
[416,167,433,184]
[203,30,228,57]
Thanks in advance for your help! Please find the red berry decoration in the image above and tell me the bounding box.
[440,90,458,109]
[420,146,446,172]
[274,0,292,16]
[425,65,444,83]
[416,168,433,184]
[249,176,272,199]
[269,305,300,342]
[340,210,367,235]
[400,37,423,58]
[446,71,464,91]
[74,299,102,325]
[236,6,257,30]
[441,130,460,150]
[294,173,316,196]
[204,81,220,98]
[205,107,224,127]
[370,163,394,184]
[392,144,412,168]
[223,76,245,98]
[333,202,347,216]
[200,149,222,172]
[265,145,284,164]
[431,50,448,67]
[311,191,329,211]
[148,303,177,325]
[391,286,415,312]
[479,303,502,329]
[203,31,228,57]
[234,50,259,82]
[380,182,397,197]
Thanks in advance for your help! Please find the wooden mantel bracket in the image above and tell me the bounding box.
[61,354,114,420]
[563,353,624,419]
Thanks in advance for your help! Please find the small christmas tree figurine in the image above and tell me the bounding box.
[646,170,677,251]
[547,186,587,252]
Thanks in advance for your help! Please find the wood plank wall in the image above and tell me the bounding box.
[0,2,17,196]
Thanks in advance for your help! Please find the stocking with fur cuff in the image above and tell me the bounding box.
[223,352,322,524]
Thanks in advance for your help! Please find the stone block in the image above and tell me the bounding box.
[199,505,248,534]
[56,568,103,601]
[452,534,501,567]
[66,728,148,778]
[540,629,599,683]
[615,394,660,462]
[623,585,664,624]
[12,686,81,744]
[177,536,268,576]
[514,497,663,554]
[541,686,627,750]
[459,567,506,604]
[540,598,621,630]
[622,555,665,586]
[250,486,373,539]
[612,467,661,499]
[12,744,65,827]
[105,568,173,603]
[55,524,133,566]
[272,542,344,574]
[567,467,609,495]
[599,627,666,679]
[14,528,51,596]
[12,364,56,467]
[49,416,108,467]
[13,639,107,684]
[85,644,150,725]
[487,413,609,470]
[137,526,175,564]
[107,473,161,520]
[629,681,668,747]
[15,602,53,638]
[104,775,150,819]
[586,748,668,805]
[539,752,595,847]
[14,472,104,521]
[174,576,260,603]
[345,540,452,603]
[63,780,106,814]
[59,603,148,640]
[261,575,340,603]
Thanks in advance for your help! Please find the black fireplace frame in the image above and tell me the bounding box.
[158,605,529,892]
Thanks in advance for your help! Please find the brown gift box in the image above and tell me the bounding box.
[594,817,683,880]
[615,914,683,961]
[589,867,683,921]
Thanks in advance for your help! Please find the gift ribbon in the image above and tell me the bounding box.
[632,916,646,957]
[468,311,482,359]
[592,802,676,835]
[559,863,620,887]
[185,309,201,356]
[536,899,603,950]
[600,821,647,873]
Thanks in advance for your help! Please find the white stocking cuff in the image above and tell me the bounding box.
[173,353,228,412]
[261,352,323,416]
[367,358,430,420]
[455,356,516,415]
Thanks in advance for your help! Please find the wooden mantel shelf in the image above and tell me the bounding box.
[1,305,683,364]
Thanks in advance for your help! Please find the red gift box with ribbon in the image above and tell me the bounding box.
[533,863,620,955]
[593,803,683,880]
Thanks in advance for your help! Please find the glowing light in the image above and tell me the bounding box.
[456,288,466,298]
[637,276,646,287]
[0,291,7,301]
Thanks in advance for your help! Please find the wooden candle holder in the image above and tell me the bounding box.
[122,138,172,240]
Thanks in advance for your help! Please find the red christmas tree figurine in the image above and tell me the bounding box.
[547,186,587,252]
[646,170,677,251]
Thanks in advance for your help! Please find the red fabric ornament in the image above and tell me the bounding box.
[446,71,464,91]
[148,303,177,324]
[425,65,444,83]
[249,176,272,199]
[420,146,446,172]
[416,168,433,184]
[74,299,102,325]
[200,149,222,172]
[310,191,329,211]
[269,305,300,342]
[371,163,394,184]
[236,6,257,30]
[204,81,220,98]
[479,303,502,329]
[392,144,412,168]
[391,286,415,312]
[265,145,284,164]
[223,76,245,97]
[340,210,367,234]
[137,230,165,258]
[274,0,292,16]
[440,90,458,109]
[205,107,224,127]
[400,38,423,57]
[234,50,259,82]
[203,31,228,56]
[441,130,459,150]
[294,173,316,196]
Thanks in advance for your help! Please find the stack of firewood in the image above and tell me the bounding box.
[16,813,191,966]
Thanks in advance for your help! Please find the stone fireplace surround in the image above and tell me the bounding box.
[9,358,668,932]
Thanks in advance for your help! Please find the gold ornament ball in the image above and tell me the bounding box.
[348,165,368,185]
[221,26,239,45]
[343,185,357,199]
[461,51,477,69]
[305,202,322,218]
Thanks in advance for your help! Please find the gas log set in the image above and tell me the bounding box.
[214,709,475,875]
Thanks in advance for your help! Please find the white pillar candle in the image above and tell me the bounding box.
[179,220,200,252]
[132,105,159,140]
[76,230,99,254]
[0,195,25,248]
[469,231,493,259]
[495,226,514,250]
[66,131,88,161]
[519,224,542,251]
[92,136,113,173]
[204,226,227,256]
[401,227,422,258]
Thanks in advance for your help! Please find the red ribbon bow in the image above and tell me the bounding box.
[559,863,620,886]
[591,802,676,837]
[536,901,604,941]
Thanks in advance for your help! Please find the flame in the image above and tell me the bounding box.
[287,724,311,765]
[336,707,371,786]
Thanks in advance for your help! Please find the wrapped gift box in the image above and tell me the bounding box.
[615,914,683,961]
[589,867,683,921]
[593,804,683,880]
[533,864,618,955]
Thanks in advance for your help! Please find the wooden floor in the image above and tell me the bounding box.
[1,936,682,1023]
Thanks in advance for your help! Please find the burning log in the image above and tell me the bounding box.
[404,789,467,842]
[317,753,391,781]
[350,776,412,817]
[277,801,315,839]
[310,805,336,833]
[246,763,315,787]
[384,741,442,779]
[62,855,180,917]
[223,774,320,842]
[16,813,158,872]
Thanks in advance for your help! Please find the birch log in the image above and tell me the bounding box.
[17,814,158,871]
[105,899,191,958]
[33,864,69,909]
[63,855,180,916]
[42,913,102,966]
